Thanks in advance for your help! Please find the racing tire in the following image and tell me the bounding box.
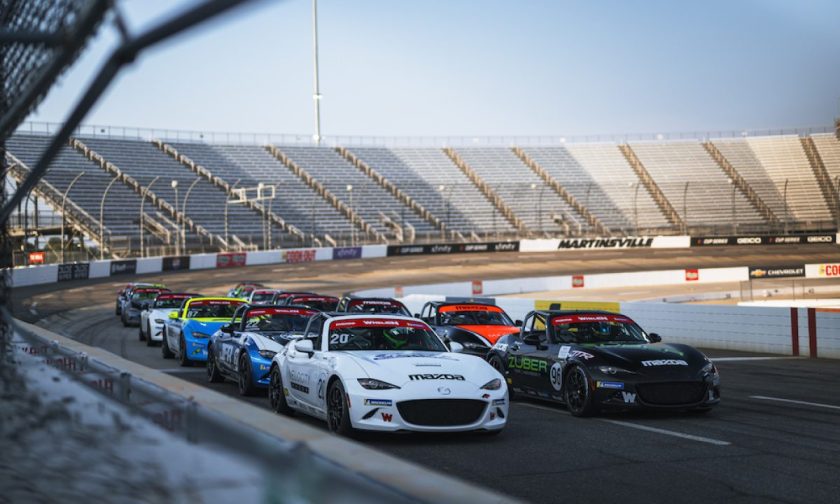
[207,346,224,383]
[565,365,596,417]
[237,353,257,396]
[487,354,513,400]
[178,335,192,367]
[268,366,294,416]
[138,323,145,341]
[115,303,121,316]
[326,380,356,437]
[121,313,128,327]
[161,335,174,359]
[145,323,155,347]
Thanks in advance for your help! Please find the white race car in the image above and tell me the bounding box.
[139,292,199,346]
[267,313,508,436]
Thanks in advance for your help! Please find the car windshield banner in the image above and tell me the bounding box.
[551,314,635,325]
[330,318,430,330]
[692,234,836,246]
[57,263,90,282]
[386,241,519,257]
[156,293,195,301]
[748,265,806,279]
[439,304,503,313]
[246,307,317,317]
[188,299,244,307]
[110,259,137,276]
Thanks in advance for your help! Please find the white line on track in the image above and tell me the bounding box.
[518,402,731,446]
[712,356,802,362]
[599,419,731,446]
[749,395,840,411]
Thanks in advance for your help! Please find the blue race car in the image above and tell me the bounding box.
[207,305,319,395]
[163,297,246,366]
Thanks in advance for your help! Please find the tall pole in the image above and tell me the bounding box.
[783,178,789,234]
[682,181,689,235]
[632,182,640,235]
[438,184,446,241]
[225,178,241,248]
[100,176,119,260]
[140,175,160,258]
[61,171,85,263]
[835,176,840,232]
[312,0,322,145]
[172,181,179,256]
[730,179,736,234]
[182,177,201,254]
[346,184,354,246]
[539,186,545,235]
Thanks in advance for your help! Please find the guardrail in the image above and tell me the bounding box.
[10,316,518,503]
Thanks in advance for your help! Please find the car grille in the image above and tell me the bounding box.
[636,382,706,406]
[397,399,487,426]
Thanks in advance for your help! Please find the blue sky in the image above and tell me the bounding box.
[27,0,840,138]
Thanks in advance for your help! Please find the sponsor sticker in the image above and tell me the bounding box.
[641,359,688,367]
[364,398,393,406]
[246,307,317,317]
[439,304,503,313]
[188,299,244,307]
[596,381,624,390]
[331,318,429,330]
[621,392,637,403]
[408,374,465,381]
[685,269,699,281]
[572,275,584,288]
[557,345,571,359]
[492,398,506,406]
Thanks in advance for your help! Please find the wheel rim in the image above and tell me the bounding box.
[269,369,281,410]
[566,368,587,411]
[327,384,343,431]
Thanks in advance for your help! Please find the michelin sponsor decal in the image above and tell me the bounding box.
[364,398,393,406]
[596,381,624,390]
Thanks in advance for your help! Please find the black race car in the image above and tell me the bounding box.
[486,310,720,416]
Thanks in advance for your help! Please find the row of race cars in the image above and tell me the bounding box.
[114,281,721,436]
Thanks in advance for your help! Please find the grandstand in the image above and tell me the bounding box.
[5,125,840,264]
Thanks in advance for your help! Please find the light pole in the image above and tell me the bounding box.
[682,181,690,234]
[834,175,840,231]
[311,0,323,145]
[530,183,537,236]
[629,182,640,235]
[310,192,316,246]
[171,180,179,256]
[346,184,354,246]
[100,175,119,260]
[140,175,160,258]
[728,178,736,234]
[783,178,789,234]
[182,177,201,254]
[225,178,241,248]
[437,184,446,240]
[61,171,85,263]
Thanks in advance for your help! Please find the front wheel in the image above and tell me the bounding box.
[138,323,145,341]
[327,380,356,437]
[565,366,596,417]
[145,323,155,347]
[237,353,256,396]
[207,346,223,383]
[487,353,514,400]
[161,334,174,359]
[178,335,192,367]
[269,366,294,415]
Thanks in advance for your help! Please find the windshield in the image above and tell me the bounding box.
[154,294,194,309]
[328,319,446,352]
[132,289,166,301]
[292,297,338,311]
[347,299,410,315]
[250,292,275,304]
[439,305,513,326]
[551,314,649,344]
[243,307,316,333]
[186,299,244,319]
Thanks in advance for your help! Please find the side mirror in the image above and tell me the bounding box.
[294,339,314,356]
[221,323,234,334]
[514,320,523,327]
[413,313,421,318]
[168,311,179,320]
[449,341,464,353]
[649,333,662,343]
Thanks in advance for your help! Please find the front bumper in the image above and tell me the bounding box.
[249,354,273,388]
[347,382,508,433]
[592,375,720,410]
[148,321,165,342]
[183,336,209,362]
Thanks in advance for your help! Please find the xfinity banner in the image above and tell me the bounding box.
[748,265,806,279]
[386,241,519,257]
[57,263,90,282]
[692,234,836,247]
[109,259,137,276]
[333,247,362,260]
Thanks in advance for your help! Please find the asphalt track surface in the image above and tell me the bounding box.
[12,246,840,503]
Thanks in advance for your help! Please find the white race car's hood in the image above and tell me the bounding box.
[150,308,177,320]
[339,350,496,387]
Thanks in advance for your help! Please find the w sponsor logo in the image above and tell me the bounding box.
[380,412,393,422]
[621,392,637,404]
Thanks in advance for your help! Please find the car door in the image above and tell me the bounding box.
[219,306,248,373]
[506,312,551,394]
[166,302,186,354]
[285,315,323,409]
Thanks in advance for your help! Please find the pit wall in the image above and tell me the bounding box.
[9,233,840,289]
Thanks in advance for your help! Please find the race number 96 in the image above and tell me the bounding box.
[549,362,563,391]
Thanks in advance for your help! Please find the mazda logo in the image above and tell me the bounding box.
[437,387,451,395]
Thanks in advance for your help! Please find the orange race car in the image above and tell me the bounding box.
[417,301,521,357]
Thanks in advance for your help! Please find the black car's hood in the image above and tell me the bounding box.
[574,342,707,375]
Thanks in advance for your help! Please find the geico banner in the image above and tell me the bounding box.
[386,241,518,257]
[748,265,806,279]
[692,234,836,247]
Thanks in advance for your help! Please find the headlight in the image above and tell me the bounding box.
[258,349,277,360]
[598,366,633,375]
[192,331,211,339]
[154,319,165,324]
[357,378,400,390]
[481,378,502,390]
[702,362,718,375]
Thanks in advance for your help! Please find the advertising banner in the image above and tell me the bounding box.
[685,269,699,281]
[386,241,518,257]
[692,234,836,247]
[57,263,90,282]
[332,247,362,260]
[556,237,654,249]
[162,256,191,271]
[109,260,137,276]
[282,249,317,263]
[28,251,45,265]
[216,252,247,268]
[748,265,806,279]
[815,263,840,278]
